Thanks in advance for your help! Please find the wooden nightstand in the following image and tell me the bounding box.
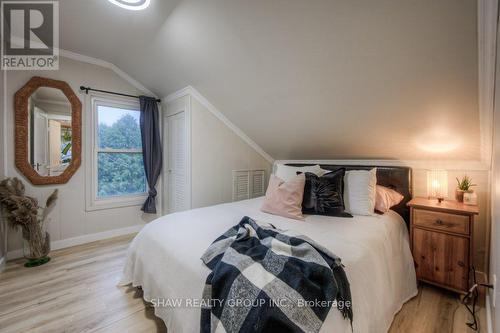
[407,197,479,293]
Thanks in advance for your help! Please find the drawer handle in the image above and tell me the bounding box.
[435,219,444,225]
[458,261,465,267]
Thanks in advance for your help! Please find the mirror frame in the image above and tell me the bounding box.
[15,76,82,185]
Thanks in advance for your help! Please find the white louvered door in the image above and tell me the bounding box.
[166,111,189,213]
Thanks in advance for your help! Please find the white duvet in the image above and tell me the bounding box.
[121,197,417,333]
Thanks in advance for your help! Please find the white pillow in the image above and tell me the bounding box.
[275,164,326,182]
[344,168,377,216]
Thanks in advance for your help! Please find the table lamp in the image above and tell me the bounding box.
[427,169,448,203]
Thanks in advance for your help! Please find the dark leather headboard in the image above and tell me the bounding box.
[285,163,413,227]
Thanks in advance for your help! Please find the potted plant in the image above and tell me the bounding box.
[0,178,58,267]
[455,175,476,203]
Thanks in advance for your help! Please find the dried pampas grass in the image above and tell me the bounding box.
[0,178,58,258]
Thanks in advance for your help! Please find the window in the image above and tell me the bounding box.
[86,96,147,210]
[96,104,146,198]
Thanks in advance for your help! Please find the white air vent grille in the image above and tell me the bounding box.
[233,171,250,202]
[251,170,265,198]
[233,170,266,201]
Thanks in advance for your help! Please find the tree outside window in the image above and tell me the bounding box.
[96,105,146,198]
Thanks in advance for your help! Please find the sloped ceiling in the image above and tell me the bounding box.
[60,0,480,161]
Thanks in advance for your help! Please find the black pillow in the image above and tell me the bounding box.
[301,169,352,218]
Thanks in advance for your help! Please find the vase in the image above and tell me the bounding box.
[23,230,51,267]
[455,189,465,202]
[463,191,478,206]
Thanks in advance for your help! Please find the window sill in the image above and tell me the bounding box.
[85,194,147,212]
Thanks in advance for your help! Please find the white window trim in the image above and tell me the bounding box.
[85,92,148,211]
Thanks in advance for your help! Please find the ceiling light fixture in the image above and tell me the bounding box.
[107,0,151,10]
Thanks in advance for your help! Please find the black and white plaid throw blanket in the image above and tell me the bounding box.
[200,216,353,333]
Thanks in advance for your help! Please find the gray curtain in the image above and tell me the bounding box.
[139,96,162,214]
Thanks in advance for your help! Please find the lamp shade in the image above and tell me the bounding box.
[427,170,448,200]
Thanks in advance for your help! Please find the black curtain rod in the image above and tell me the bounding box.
[80,86,161,103]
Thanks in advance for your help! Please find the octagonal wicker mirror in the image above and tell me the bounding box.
[15,76,82,185]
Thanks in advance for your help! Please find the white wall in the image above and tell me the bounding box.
[490,102,499,332]
[164,92,272,211]
[0,69,6,266]
[3,57,159,254]
[190,97,272,208]
[1,69,5,179]
[489,14,500,330]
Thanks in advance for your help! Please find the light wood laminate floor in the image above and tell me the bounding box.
[0,235,486,333]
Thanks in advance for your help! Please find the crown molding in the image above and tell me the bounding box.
[164,86,275,164]
[478,0,498,168]
[164,86,193,103]
[59,49,158,98]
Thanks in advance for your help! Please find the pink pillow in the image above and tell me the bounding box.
[375,185,404,213]
[261,174,306,220]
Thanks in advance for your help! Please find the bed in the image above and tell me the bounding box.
[121,165,417,333]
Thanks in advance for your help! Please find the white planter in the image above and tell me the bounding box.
[463,191,477,206]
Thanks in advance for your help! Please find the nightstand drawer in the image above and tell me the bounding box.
[413,209,470,235]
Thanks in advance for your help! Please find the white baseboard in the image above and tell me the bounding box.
[476,270,494,333]
[486,294,493,333]
[0,256,5,272]
[6,224,143,260]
